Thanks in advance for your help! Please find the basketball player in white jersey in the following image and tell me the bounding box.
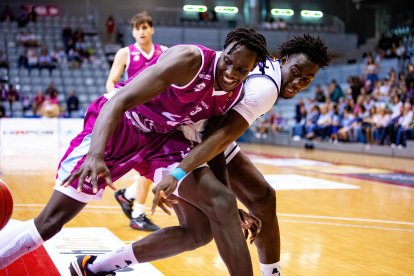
[106,11,168,231]
[150,34,331,276]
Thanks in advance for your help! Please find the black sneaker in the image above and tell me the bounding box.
[69,255,115,276]
[114,189,133,219]
[130,213,160,231]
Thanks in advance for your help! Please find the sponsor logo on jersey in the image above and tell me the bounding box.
[198,73,211,80]
[194,82,206,92]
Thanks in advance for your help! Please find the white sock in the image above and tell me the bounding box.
[0,219,44,269]
[88,244,138,273]
[124,181,138,201]
[260,262,281,276]
[131,203,145,218]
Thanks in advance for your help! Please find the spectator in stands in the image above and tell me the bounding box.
[314,84,326,103]
[0,82,7,103]
[62,25,73,50]
[0,50,8,69]
[66,91,79,118]
[395,103,413,148]
[45,82,59,102]
[26,48,39,72]
[6,84,19,117]
[1,5,15,22]
[347,76,363,103]
[28,6,37,23]
[307,104,331,140]
[21,94,32,117]
[23,30,39,47]
[328,79,344,103]
[372,104,390,144]
[360,105,376,144]
[32,90,45,115]
[39,94,60,118]
[51,46,67,64]
[38,47,55,74]
[17,5,29,28]
[292,104,308,140]
[405,63,414,95]
[0,104,5,118]
[364,54,379,93]
[105,15,116,42]
[274,111,285,133]
[337,108,356,142]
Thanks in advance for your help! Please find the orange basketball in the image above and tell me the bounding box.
[0,179,13,230]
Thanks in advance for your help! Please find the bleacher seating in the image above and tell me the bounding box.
[0,15,109,117]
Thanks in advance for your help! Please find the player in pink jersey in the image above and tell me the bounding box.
[0,28,270,276]
[106,11,168,232]
[66,34,330,276]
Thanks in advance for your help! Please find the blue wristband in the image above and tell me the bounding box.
[169,167,187,181]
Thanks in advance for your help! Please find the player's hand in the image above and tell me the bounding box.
[60,153,115,193]
[151,174,179,215]
[238,209,262,244]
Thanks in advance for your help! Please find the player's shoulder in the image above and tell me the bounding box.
[166,45,202,61]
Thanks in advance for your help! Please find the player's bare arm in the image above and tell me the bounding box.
[152,110,249,211]
[62,46,203,192]
[105,47,129,92]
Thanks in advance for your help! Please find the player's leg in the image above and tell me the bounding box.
[130,177,159,231]
[71,195,213,274]
[178,167,253,276]
[0,190,86,269]
[227,150,281,276]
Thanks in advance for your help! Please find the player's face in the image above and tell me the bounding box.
[215,42,258,91]
[279,53,319,99]
[132,23,154,45]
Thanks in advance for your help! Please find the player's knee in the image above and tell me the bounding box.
[211,190,238,222]
[34,214,64,241]
[188,228,213,250]
[250,187,276,218]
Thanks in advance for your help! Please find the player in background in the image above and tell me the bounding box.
[106,11,168,231]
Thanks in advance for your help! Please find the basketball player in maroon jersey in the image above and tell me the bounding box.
[106,11,167,232]
[67,34,330,276]
[0,28,270,276]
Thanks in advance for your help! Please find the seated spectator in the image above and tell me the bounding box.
[28,6,37,23]
[38,47,55,74]
[66,90,80,117]
[6,84,19,117]
[39,95,60,118]
[51,46,67,64]
[1,5,15,22]
[337,108,356,142]
[274,112,285,132]
[23,30,39,47]
[32,90,45,115]
[45,82,59,102]
[372,104,390,144]
[0,50,9,69]
[364,54,379,93]
[26,48,39,72]
[292,104,308,139]
[17,5,29,28]
[394,103,413,148]
[21,94,32,116]
[328,79,343,103]
[347,76,363,103]
[0,82,7,103]
[307,104,331,140]
[314,84,326,103]
[0,103,5,118]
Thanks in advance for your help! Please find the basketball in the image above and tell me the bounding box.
[0,179,13,230]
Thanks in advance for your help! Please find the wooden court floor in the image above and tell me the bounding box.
[1,143,413,275]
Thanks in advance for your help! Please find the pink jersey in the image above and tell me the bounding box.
[116,45,244,134]
[126,43,166,78]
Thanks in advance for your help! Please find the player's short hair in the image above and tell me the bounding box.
[130,11,153,29]
[277,33,331,68]
[224,27,271,73]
